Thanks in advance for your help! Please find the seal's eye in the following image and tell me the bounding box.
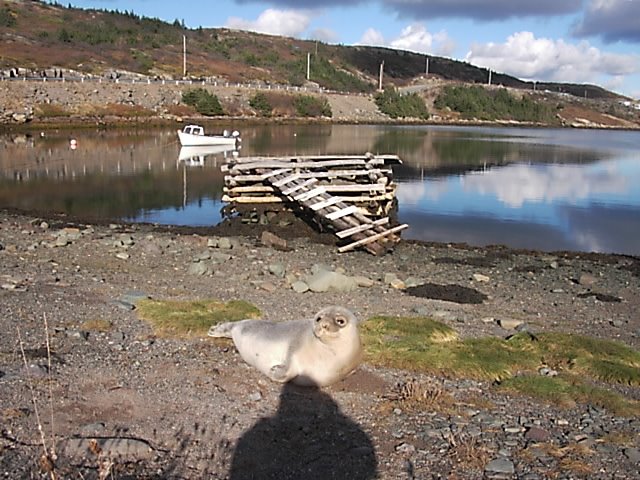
[315,316,323,323]
[335,316,346,327]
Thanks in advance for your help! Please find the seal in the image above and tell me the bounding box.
[208,306,363,387]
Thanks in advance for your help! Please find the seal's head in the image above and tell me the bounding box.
[312,306,357,341]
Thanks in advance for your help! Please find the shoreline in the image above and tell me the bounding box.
[2,114,640,133]
[1,80,638,131]
[3,205,639,263]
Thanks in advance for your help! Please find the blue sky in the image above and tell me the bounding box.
[66,0,640,99]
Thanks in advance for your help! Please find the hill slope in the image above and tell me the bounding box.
[0,0,627,101]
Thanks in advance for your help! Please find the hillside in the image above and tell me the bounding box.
[0,0,629,101]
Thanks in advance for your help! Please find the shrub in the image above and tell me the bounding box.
[0,7,16,27]
[374,87,429,119]
[308,56,373,93]
[434,85,554,122]
[182,88,224,116]
[249,92,272,116]
[293,95,332,117]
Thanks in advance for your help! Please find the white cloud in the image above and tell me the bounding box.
[390,24,455,56]
[226,9,311,37]
[308,27,339,43]
[358,24,455,56]
[465,31,640,83]
[359,28,385,46]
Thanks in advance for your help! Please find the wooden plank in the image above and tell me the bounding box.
[326,205,358,220]
[224,186,274,193]
[325,184,386,193]
[222,195,283,203]
[225,191,394,204]
[226,169,392,183]
[225,154,401,165]
[229,159,367,171]
[294,186,326,201]
[336,218,389,238]
[309,196,343,211]
[261,168,291,179]
[272,173,301,187]
[281,178,318,195]
[338,224,409,253]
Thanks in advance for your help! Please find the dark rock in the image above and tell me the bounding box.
[525,426,551,442]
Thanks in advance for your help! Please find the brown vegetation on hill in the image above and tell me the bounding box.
[0,0,631,101]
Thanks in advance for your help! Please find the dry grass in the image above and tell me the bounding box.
[34,103,71,118]
[90,103,155,118]
[79,318,112,332]
[447,432,491,473]
[519,442,595,477]
[386,377,458,414]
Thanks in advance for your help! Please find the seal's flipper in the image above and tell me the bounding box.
[268,364,291,383]
[208,322,234,338]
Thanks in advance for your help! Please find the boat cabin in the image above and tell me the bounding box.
[183,125,205,136]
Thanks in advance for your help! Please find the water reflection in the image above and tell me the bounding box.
[178,144,240,165]
[1,125,639,255]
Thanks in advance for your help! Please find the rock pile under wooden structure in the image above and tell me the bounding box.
[221,153,408,255]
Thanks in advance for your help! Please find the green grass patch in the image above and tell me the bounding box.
[500,375,640,416]
[136,299,260,337]
[361,315,640,415]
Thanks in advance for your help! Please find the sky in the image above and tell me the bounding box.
[66,0,640,99]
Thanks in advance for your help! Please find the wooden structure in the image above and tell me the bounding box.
[221,153,408,255]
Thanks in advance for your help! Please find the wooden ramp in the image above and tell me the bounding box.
[263,168,408,256]
[221,153,408,255]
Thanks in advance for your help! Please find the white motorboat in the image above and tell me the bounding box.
[177,124,241,147]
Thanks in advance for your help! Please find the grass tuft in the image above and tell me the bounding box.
[361,315,640,415]
[136,299,260,337]
[79,318,112,332]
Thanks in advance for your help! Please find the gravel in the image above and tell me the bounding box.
[1,210,638,479]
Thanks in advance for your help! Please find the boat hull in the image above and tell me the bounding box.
[177,130,239,147]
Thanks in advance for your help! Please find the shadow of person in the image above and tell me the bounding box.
[229,382,378,479]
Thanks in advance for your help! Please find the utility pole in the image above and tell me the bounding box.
[378,61,384,91]
[307,52,310,81]
[182,35,186,77]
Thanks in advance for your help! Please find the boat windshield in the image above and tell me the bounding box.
[184,125,204,135]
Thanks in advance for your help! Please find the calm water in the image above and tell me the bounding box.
[1,124,639,256]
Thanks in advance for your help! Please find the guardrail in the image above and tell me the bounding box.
[0,75,370,97]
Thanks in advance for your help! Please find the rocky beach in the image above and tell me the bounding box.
[1,209,638,479]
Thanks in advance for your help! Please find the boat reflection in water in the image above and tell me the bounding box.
[177,144,240,208]
[177,144,240,167]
